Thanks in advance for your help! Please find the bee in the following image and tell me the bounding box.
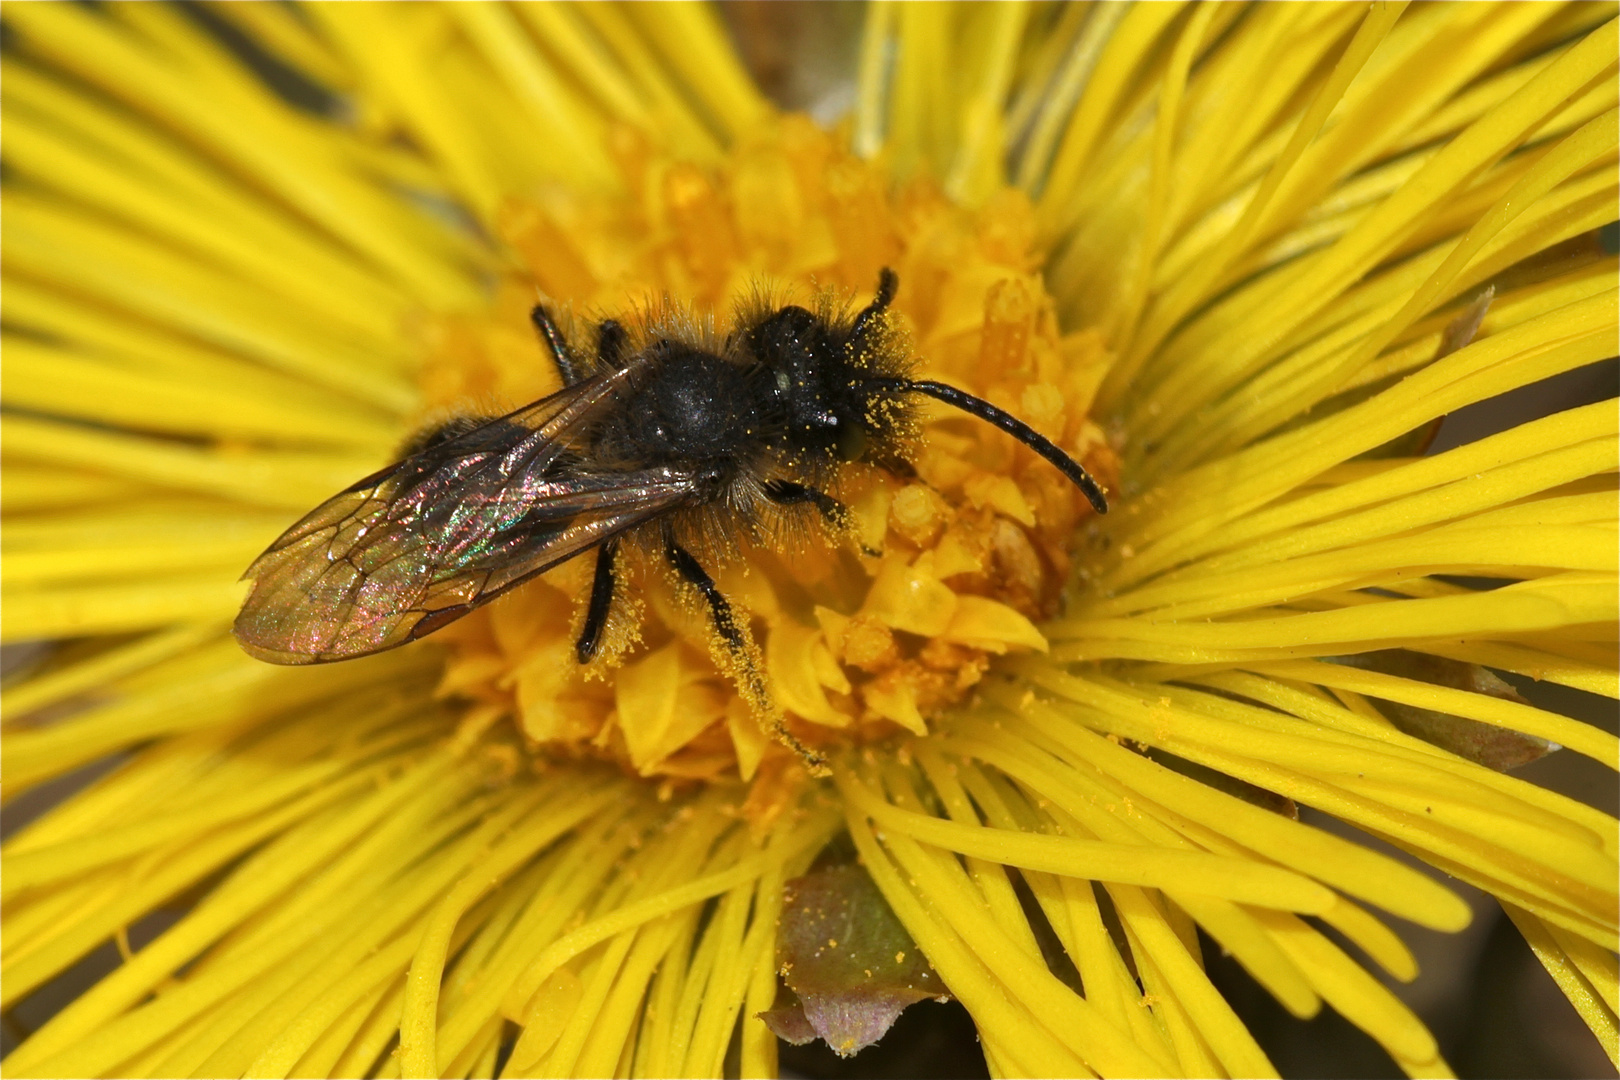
[234,270,1107,765]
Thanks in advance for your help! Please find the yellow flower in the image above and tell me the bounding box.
[3,3,1615,1078]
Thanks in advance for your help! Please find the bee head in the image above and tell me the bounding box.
[749,304,862,455]
[745,272,920,472]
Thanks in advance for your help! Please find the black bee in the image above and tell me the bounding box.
[234,270,1107,764]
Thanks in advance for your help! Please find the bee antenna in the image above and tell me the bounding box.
[849,267,899,345]
[871,378,1109,514]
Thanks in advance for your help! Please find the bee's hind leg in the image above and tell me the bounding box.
[664,539,829,774]
[575,539,619,663]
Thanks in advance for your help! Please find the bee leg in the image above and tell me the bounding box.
[762,479,847,526]
[849,266,899,345]
[575,539,619,663]
[530,303,584,386]
[763,479,879,556]
[665,541,748,654]
[665,539,828,773]
[872,452,918,480]
[597,319,628,369]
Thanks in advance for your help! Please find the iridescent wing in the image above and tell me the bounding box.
[234,368,691,664]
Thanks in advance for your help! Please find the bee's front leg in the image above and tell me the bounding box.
[763,479,879,556]
[762,479,848,529]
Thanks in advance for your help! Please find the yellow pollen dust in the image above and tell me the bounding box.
[427,116,1118,783]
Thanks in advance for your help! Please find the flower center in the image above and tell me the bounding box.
[425,116,1117,782]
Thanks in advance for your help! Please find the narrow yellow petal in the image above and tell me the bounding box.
[1,623,220,723]
[3,0,479,304]
[843,757,1335,913]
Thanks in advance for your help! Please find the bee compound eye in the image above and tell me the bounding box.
[836,421,868,461]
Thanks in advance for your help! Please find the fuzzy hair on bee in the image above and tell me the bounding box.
[234,270,1108,771]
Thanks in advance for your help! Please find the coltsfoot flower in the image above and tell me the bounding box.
[2,3,1615,1078]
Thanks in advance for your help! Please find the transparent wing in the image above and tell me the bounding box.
[234,369,689,664]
